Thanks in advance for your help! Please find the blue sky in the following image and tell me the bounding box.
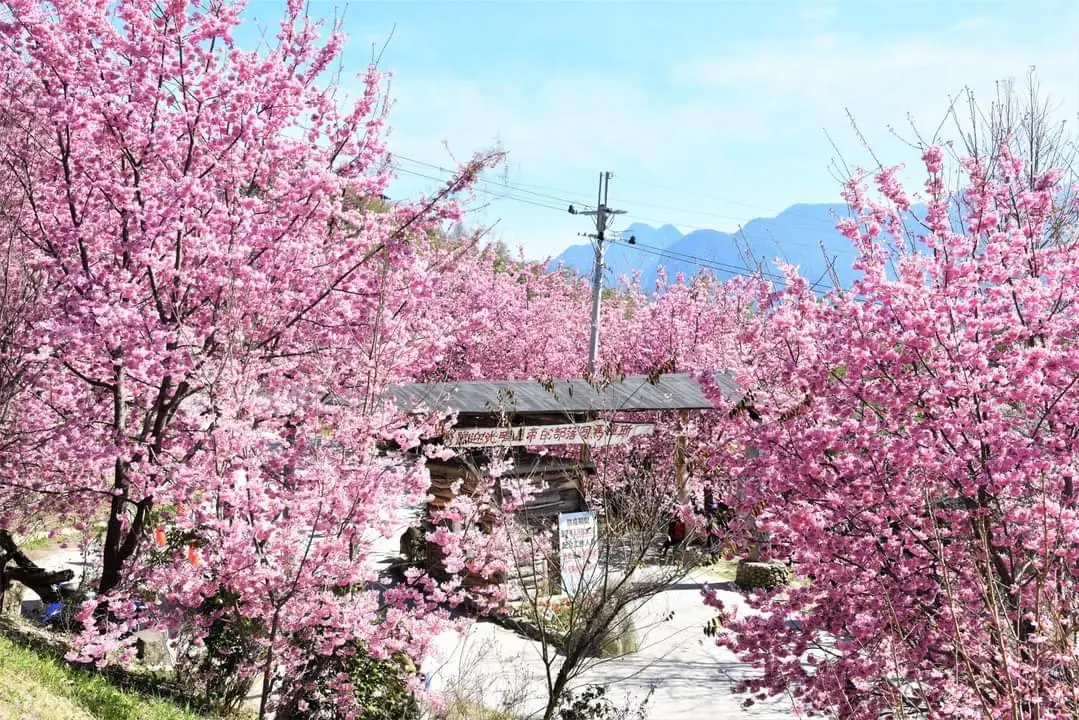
[245,0,1079,259]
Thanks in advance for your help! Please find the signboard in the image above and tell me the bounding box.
[444,421,652,448]
[558,511,599,595]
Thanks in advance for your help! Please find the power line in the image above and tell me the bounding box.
[392,166,569,212]
[602,207,857,263]
[614,176,842,226]
[392,157,854,255]
[502,171,840,229]
[616,237,785,285]
[627,239,783,281]
[610,241,764,281]
[390,161,841,290]
[392,155,594,210]
[607,238,833,295]
[615,197,841,233]
[619,212,858,258]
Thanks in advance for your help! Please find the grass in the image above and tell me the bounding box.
[0,634,206,720]
[696,557,740,583]
[15,534,53,553]
[434,696,519,720]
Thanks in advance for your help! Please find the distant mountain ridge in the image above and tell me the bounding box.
[547,202,925,290]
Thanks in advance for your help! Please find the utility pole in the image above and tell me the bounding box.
[568,172,624,376]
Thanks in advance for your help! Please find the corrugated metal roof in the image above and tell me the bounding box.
[710,371,745,406]
[388,373,723,416]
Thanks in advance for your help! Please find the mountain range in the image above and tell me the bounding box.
[548,202,910,290]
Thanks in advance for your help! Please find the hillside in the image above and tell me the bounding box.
[547,203,879,290]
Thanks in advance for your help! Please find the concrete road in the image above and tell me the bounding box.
[423,568,798,720]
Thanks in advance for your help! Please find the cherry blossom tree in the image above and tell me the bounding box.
[587,272,762,534]
[707,139,1079,718]
[0,87,68,604]
[419,241,592,383]
[0,105,42,526]
[0,0,499,714]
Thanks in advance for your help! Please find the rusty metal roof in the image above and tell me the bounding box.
[388,373,723,416]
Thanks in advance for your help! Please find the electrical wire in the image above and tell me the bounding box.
[613,237,833,293]
[390,160,843,289]
[397,154,839,233]
[392,154,594,210]
[614,176,842,227]
[618,238,783,281]
[619,197,841,234]
[501,171,841,230]
[618,212,858,258]
[392,166,569,212]
[396,157,856,257]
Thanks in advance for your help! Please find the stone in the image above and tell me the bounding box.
[599,608,639,658]
[20,597,43,620]
[735,561,793,590]
[135,630,174,669]
[1,582,24,618]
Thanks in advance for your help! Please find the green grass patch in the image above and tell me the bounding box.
[697,558,740,583]
[17,534,54,553]
[433,698,518,720]
[0,634,206,720]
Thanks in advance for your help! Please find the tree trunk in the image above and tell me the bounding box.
[100,354,132,596]
[0,529,74,605]
[99,462,128,595]
[542,669,570,720]
[258,609,281,720]
[542,645,584,720]
[98,487,152,596]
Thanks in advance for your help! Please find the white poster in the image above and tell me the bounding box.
[558,511,598,595]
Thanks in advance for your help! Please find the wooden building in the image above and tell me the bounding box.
[388,373,728,594]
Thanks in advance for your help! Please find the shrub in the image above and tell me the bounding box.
[275,640,420,720]
[173,591,260,717]
[557,684,653,720]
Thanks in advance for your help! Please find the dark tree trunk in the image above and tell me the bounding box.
[0,529,73,605]
[98,473,152,595]
[99,464,128,595]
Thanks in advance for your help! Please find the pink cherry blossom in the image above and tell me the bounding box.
[706,145,1079,718]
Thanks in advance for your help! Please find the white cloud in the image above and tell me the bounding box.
[379,8,1079,258]
[676,20,1079,146]
[671,18,1079,212]
[388,72,744,181]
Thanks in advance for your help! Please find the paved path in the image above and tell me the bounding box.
[18,544,93,613]
[423,569,798,720]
